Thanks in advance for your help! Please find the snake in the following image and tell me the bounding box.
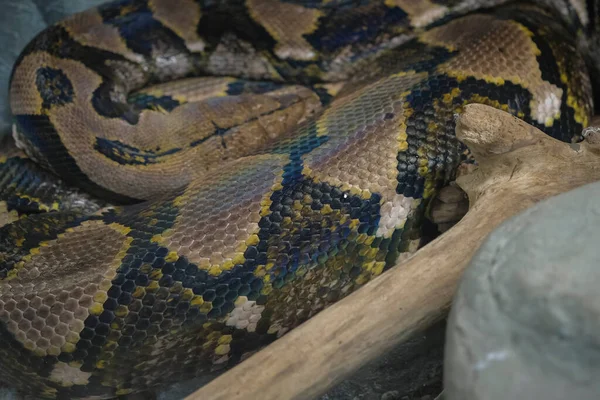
[0,0,595,398]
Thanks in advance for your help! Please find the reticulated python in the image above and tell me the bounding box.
[0,0,594,398]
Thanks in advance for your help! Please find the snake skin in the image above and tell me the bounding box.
[0,0,594,398]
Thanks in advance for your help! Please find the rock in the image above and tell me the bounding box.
[157,374,220,400]
[380,390,400,400]
[0,386,20,400]
[319,320,445,400]
[444,181,600,400]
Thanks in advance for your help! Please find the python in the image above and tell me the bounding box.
[0,0,594,398]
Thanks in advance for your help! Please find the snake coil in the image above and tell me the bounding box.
[0,0,594,398]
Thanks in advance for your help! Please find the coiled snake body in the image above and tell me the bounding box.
[0,0,594,398]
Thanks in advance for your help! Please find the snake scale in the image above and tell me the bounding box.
[0,0,595,398]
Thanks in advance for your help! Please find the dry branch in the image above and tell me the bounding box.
[187,104,600,400]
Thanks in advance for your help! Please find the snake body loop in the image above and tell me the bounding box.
[0,0,594,398]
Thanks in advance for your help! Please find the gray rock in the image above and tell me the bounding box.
[0,386,20,400]
[444,181,600,400]
[318,320,445,400]
[380,390,400,400]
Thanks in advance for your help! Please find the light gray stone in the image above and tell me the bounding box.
[444,181,600,400]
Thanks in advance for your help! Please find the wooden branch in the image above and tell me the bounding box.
[186,105,600,400]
